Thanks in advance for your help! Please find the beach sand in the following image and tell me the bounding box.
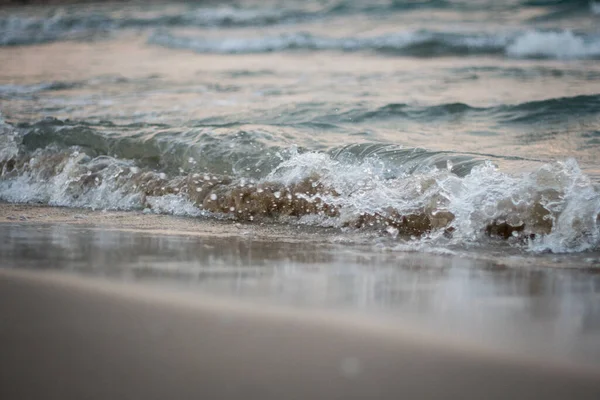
[0,201,355,236]
[1,268,599,400]
[1,203,600,399]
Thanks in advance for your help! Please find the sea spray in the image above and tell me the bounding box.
[1,120,598,253]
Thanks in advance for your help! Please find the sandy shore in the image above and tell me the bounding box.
[0,202,351,242]
[1,202,600,398]
[1,267,599,400]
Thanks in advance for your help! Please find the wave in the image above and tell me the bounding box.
[190,94,600,127]
[340,94,600,124]
[147,30,508,57]
[507,30,600,59]
[1,119,599,254]
[148,29,600,60]
[524,0,600,21]
[0,81,82,99]
[324,0,454,13]
[5,118,496,178]
[0,7,318,46]
[0,0,531,46]
[2,0,597,48]
[492,94,600,123]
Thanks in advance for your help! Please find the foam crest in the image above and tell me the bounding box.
[507,30,600,60]
[1,121,598,253]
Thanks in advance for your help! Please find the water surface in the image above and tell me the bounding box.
[1,221,600,367]
[1,0,600,257]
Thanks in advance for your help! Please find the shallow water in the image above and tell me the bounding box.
[1,220,599,367]
[1,0,600,257]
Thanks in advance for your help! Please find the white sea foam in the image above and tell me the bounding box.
[148,29,599,60]
[145,194,206,217]
[266,150,600,253]
[0,151,143,210]
[1,123,599,253]
[507,30,600,60]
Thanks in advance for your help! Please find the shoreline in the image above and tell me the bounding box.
[2,201,600,366]
[0,202,351,242]
[2,202,600,397]
[1,267,599,400]
[1,202,599,271]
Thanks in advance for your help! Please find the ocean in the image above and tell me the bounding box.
[1,0,600,258]
[3,2,600,388]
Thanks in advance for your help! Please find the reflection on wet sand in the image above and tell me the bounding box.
[1,221,599,367]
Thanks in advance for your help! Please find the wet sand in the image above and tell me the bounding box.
[1,203,600,399]
[1,268,600,400]
[0,202,347,240]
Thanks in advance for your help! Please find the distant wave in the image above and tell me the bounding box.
[325,0,454,13]
[8,94,597,169]
[524,0,600,21]
[0,81,82,99]
[149,29,600,60]
[507,30,600,59]
[2,0,598,47]
[186,94,600,129]
[0,7,317,46]
[352,94,600,124]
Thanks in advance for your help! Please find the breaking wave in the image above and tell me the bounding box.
[507,30,600,59]
[1,119,599,254]
[149,29,600,60]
